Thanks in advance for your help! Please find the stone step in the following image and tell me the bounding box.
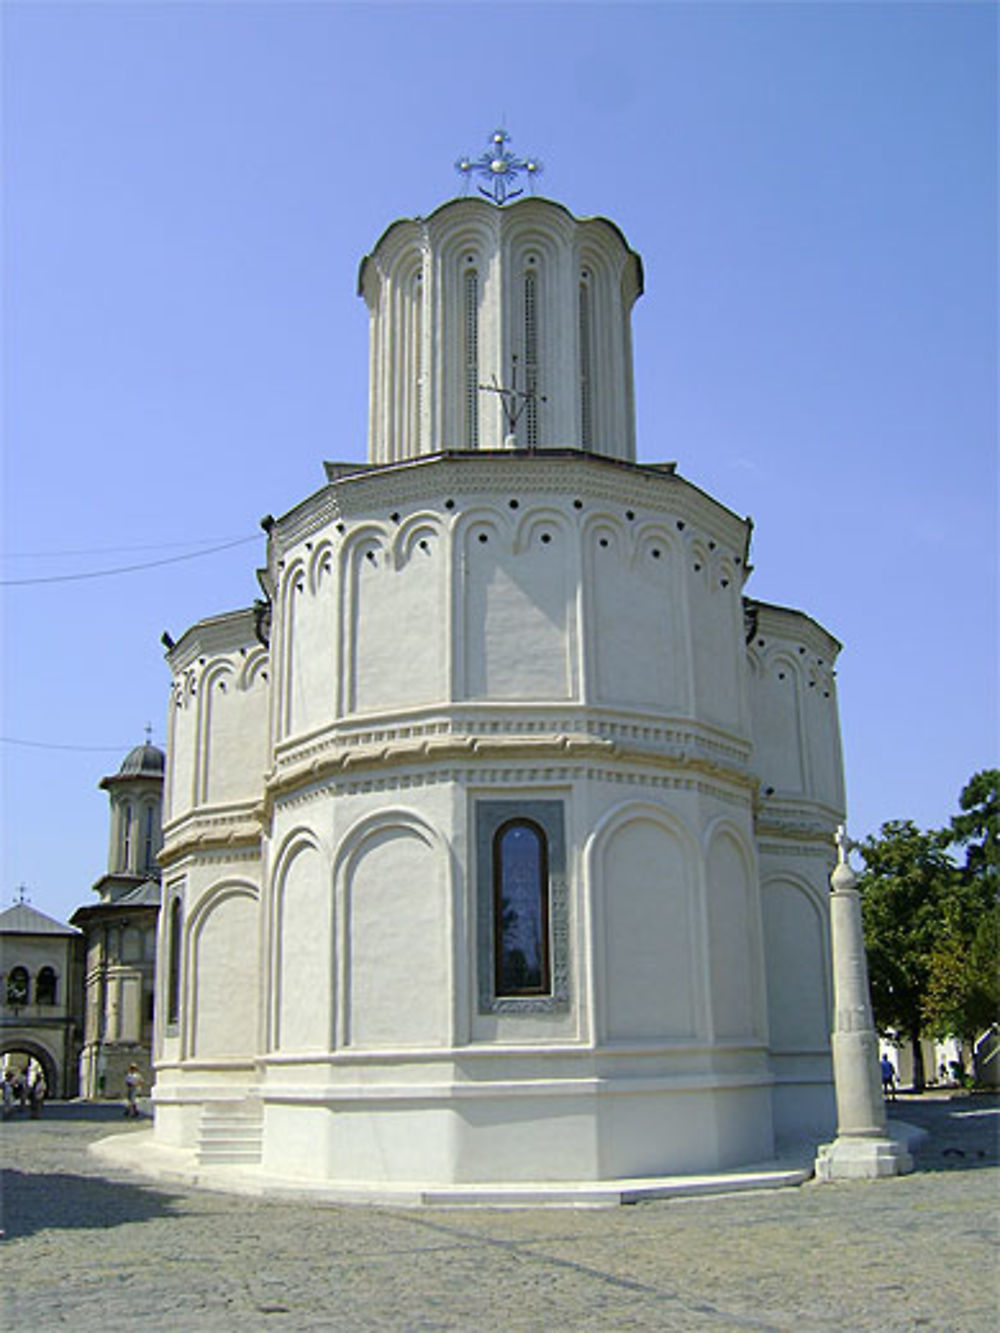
[196,1099,263,1168]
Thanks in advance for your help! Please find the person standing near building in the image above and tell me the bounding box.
[124,1063,142,1118]
[880,1054,897,1101]
[27,1060,46,1118]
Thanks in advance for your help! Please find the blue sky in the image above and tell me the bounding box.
[2,1,996,925]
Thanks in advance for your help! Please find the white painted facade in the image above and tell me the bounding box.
[153,196,844,1190]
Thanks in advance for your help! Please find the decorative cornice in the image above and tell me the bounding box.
[263,730,755,818]
[271,451,749,559]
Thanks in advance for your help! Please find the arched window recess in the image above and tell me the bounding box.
[493,818,551,997]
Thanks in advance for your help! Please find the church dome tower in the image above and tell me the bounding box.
[360,197,642,462]
[153,137,845,1198]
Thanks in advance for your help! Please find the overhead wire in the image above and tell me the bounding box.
[0,534,260,586]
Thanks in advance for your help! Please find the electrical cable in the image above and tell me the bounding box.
[0,534,259,586]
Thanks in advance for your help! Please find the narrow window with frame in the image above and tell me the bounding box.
[579,273,593,451]
[464,262,479,448]
[166,897,182,1027]
[524,264,539,447]
[121,802,133,872]
[493,818,550,996]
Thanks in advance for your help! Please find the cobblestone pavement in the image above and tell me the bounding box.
[2,1093,997,1332]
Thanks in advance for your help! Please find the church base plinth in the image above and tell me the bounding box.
[814,1133,913,1181]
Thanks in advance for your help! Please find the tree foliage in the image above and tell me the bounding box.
[858,820,959,1089]
[858,770,1000,1089]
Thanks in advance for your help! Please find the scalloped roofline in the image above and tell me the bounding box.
[357,195,644,296]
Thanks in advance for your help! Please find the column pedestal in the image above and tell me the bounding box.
[814,831,913,1181]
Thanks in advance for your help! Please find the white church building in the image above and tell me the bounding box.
[152,142,845,1196]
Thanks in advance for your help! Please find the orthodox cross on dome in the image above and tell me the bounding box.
[144,722,153,745]
[456,129,543,205]
[14,883,30,905]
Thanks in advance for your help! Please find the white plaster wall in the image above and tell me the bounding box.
[167,676,198,820]
[761,875,831,1052]
[705,830,758,1040]
[284,551,337,736]
[202,657,269,805]
[595,808,698,1042]
[341,819,450,1049]
[462,512,572,701]
[273,839,332,1052]
[349,523,447,713]
[586,519,683,710]
[688,548,745,734]
[188,884,259,1058]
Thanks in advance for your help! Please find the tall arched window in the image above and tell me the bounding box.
[410,268,423,455]
[579,272,593,451]
[524,263,539,447]
[121,801,133,871]
[35,966,57,1005]
[463,262,479,448]
[493,819,550,996]
[143,805,156,872]
[167,897,182,1027]
[6,966,29,1007]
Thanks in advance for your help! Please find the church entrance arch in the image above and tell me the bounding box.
[0,1039,59,1098]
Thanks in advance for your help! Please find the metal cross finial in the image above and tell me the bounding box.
[456,128,543,205]
[15,883,29,905]
[834,824,856,866]
[144,722,153,745]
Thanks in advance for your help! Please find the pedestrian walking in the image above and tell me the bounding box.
[880,1054,897,1101]
[124,1063,142,1119]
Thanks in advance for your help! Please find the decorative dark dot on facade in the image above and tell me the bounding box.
[509,499,519,509]
[693,563,701,572]
[708,540,716,550]
[626,510,635,521]
[478,533,489,544]
[721,578,729,588]
[391,512,400,523]
[305,542,313,551]
[541,533,551,544]
[735,557,741,566]
[573,499,583,510]
[199,657,206,665]
[419,540,428,551]
[799,646,806,654]
[823,691,830,698]
[778,672,786,680]
[676,520,685,530]
[599,538,609,548]
[336,523,345,534]
[365,551,376,563]
[651,549,661,559]
[757,639,766,648]
[445,499,455,510]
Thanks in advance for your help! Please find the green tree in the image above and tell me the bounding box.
[950,768,999,887]
[923,771,1000,1062]
[858,820,961,1091]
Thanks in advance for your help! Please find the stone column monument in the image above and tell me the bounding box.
[815,827,913,1180]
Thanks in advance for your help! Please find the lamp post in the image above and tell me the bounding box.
[815,826,913,1179]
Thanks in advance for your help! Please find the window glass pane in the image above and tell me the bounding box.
[495,822,548,994]
[36,967,57,1005]
[167,899,182,1026]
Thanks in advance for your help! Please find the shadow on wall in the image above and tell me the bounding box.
[1,1167,182,1240]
